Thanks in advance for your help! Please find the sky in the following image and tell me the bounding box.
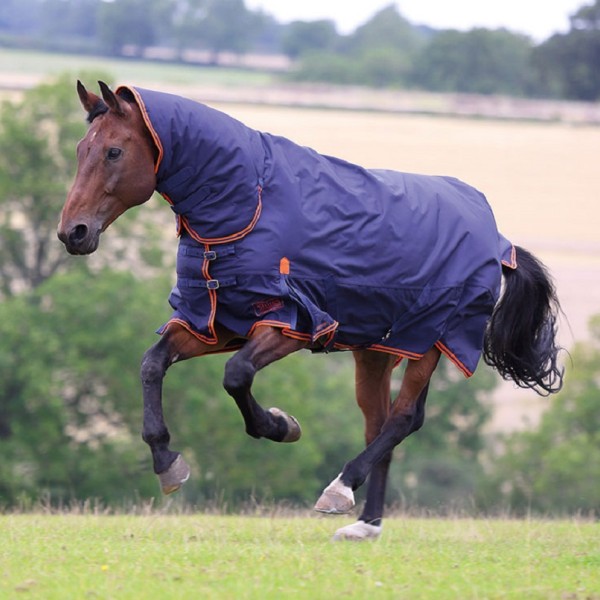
[245,0,585,42]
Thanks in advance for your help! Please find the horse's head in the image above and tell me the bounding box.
[58,81,158,255]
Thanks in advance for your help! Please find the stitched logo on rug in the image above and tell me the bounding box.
[253,297,285,317]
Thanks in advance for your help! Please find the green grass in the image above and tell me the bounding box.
[0,47,276,87]
[1,513,598,599]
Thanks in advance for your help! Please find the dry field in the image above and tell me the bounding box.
[217,104,599,341]
[210,103,600,429]
[2,60,598,427]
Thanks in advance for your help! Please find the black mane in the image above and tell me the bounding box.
[87,102,108,123]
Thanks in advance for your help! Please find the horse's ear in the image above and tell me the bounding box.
[98,80,126,116]
[77,80,103,116]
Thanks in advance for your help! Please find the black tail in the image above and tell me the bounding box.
[483,246,563,395]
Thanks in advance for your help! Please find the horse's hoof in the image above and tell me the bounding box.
[268,407,302,442]
[314,474,355,514]
[158,454,191,495]
[332,521,382,541]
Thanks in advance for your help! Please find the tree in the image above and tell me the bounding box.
[0,266,362,507]
[0,262,498,508]
[290,5,424,88]
[343,4,422,57]
[40,0,99,42]
[172,0,262,61]
[0,74,90,298]
[570,0,600,30]
[281,20,339,59]
[413,28,534,95]
[97,0,172,56]
[342,4,423,87]
[0,0,42,36]
[533,0,600,100]
[480,316,600,515]
[0,76,165,505]
[0,270,172,505]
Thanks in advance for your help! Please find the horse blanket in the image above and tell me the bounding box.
[119,86,517,377]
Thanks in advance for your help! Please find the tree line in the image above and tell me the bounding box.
[1,0,600,101]
[0,76,599,514]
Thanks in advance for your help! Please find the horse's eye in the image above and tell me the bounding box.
[106,147,122,161]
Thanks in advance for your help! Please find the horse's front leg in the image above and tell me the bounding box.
[140,322,234,494]
[315,347,440,523]
[223,326,307,442]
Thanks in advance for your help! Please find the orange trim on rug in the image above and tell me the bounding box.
[117,86,163,174]
[435,341,473,378]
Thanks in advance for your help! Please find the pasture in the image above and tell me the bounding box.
[0,48,274,90]
[1,513,599,599]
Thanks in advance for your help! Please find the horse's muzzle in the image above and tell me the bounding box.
[57,223,100,255]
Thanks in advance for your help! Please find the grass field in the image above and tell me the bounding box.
[1,513,599,599]
[0,47,275,89]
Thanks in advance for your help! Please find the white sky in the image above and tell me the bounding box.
[245,0,585,41]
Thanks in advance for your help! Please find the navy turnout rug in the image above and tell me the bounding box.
[119,86,516,377]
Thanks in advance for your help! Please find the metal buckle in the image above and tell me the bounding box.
[206,279,220,290]
[203,250,217,261]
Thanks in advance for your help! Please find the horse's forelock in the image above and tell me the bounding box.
[87,101,109,124]
[87,89,136,123]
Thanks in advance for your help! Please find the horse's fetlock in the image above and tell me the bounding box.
[340,463,365,491]
[142,428,170,446]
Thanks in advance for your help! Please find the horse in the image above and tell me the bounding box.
[58,81,563,541]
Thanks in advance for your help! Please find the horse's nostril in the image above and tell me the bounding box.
[69,224,89,244]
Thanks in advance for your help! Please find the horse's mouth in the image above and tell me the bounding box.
[64,239,100,255]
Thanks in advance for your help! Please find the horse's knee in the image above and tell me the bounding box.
[140,345,168,385]
[223,354,255,396]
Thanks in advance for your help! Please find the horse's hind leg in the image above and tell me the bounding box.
[223,326,307,442]
[332,385,430,541]
[330,350,395,541]
[140,322,234,494]
[316,347,439,531]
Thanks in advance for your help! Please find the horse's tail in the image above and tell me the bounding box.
[483,245,563,395]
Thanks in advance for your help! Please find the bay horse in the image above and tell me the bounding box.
[58,81,563,540]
